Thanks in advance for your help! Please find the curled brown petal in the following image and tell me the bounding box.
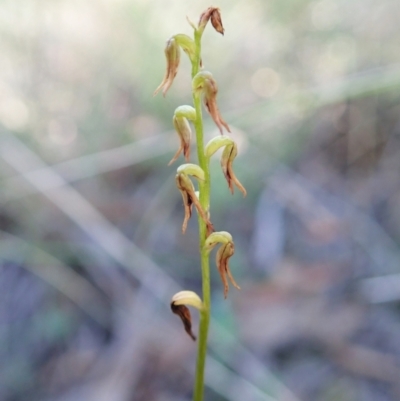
[216,242,240,298]
[168,116,191,165]
[175,174,214,235]
[203,78,230,134]
[181,187,193,233]
[210,8,224,35]
[171,303,196,341]
[192,71,230,135]
[154,38,180,97]
[221,144,247,196]
[198,7,225,35]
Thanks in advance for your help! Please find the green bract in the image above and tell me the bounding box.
[177,163,205,181]
[204,136,234,158]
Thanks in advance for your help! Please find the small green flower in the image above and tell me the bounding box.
[169,106,196,165]
[175,171,213,235]
[204,231,240,298]
[221,142,247,196]
[171,290,204,341]
[192,71,230,134]
[205,136,247,196]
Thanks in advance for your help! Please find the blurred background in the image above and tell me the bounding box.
[1,0,400,400]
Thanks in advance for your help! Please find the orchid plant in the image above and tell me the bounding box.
[154,7,246,401]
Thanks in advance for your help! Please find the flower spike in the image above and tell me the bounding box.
[154,37,181,97]
[192,71,230,134]
[171,290,204,341]
[204,231,240,298]
[169,106,196,165]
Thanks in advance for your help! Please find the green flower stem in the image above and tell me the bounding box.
[192,29,211,401]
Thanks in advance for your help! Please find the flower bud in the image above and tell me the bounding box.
[204,231,240,298]
[198,7,225,35]
[176,172,214,235]
[168,106,196,165]
[221,142,247,196]
[192,71,230,134]
[210,8,225,35]
[154,37,181,97]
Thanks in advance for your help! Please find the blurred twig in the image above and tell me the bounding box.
[206,357,278,401]
[359,274,400,304]
[133,173,177,249]
[0,230,110,327]
[1,132,176,201]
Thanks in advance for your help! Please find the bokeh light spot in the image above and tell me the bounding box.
[311,0,339,30]
[0,97,30,131]
[47,118,77,146]
[251,68,281,98]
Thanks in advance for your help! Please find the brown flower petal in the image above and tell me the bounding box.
[168,115,191,165]
[216,242,240,298]
[192,71,230,134]
[175,173,214,235]
[198,7,225,35]
[154,37,180,97]
[210,8,224,35]
[203,77,230,134]
[221,144,247,196]
[171,303,196,341]
[176,176,193,233]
